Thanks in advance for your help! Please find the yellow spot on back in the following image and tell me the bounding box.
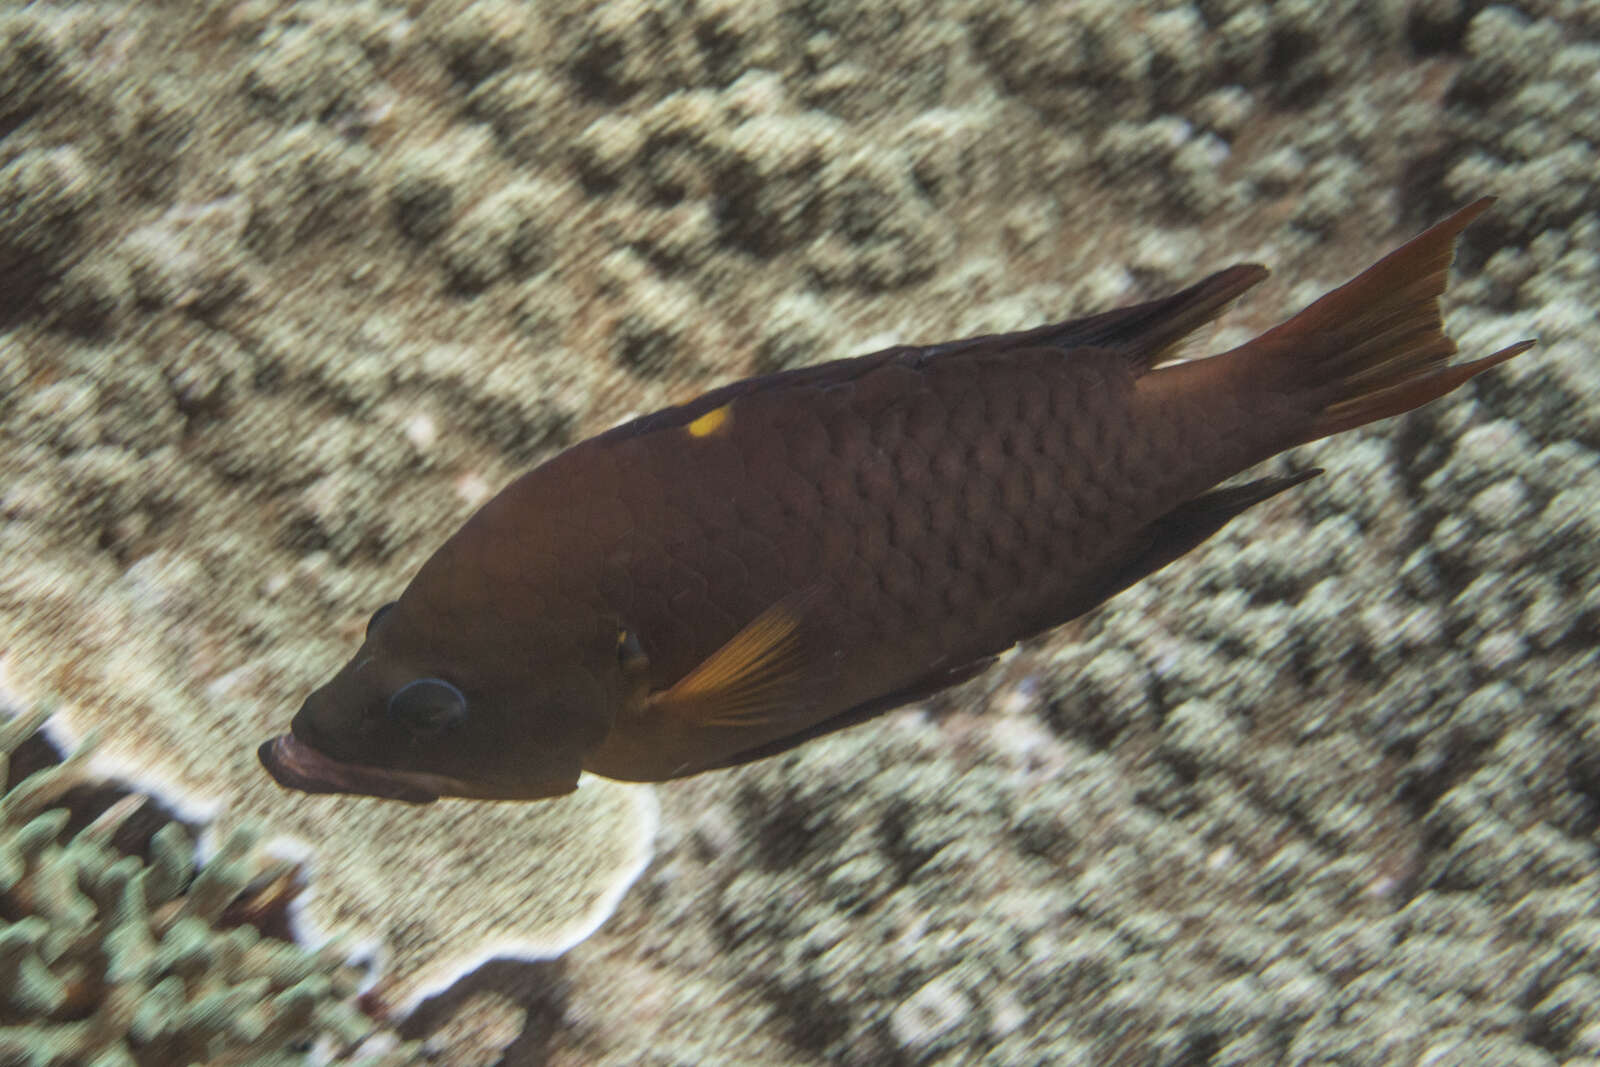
[687,405,730,438]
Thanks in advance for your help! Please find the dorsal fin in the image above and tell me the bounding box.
[602,263,1270,449]
[915,264,1269,374]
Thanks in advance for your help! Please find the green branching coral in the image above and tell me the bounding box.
[0,707,419,1067]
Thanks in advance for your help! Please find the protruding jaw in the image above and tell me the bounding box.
[258,729,584,803]
[257,733,445,803]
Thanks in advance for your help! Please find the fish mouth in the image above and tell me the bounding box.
[258,734,444,804]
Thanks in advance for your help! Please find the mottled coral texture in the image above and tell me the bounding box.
[1,0,1597,1064]
[0,704,421,1065]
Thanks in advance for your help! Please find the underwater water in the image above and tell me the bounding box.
[1,1,1597,1064]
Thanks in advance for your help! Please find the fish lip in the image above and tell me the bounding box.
[258,734,441,805]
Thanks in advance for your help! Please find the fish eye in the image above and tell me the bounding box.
[617,627,648,673]
[366,602,396,638]
[388,678,468,736]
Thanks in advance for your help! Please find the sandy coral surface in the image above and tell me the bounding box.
[1,0,1597,1064]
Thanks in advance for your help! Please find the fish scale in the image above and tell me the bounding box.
[260,200,1534,802]
[600,348,1178,719]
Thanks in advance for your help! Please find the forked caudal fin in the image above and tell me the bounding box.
[1236,197,1535,444]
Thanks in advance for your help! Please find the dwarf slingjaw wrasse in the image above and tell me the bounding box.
[259,199,1532,804]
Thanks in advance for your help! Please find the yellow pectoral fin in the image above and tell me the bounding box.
[648,590,827,731]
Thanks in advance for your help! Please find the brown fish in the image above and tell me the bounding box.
[259,199,1531,804]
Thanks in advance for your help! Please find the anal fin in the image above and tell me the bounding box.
[1081,470,1323,618]
[1134,469,1322,576]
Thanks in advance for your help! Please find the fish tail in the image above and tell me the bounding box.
[1237,198,1534,443]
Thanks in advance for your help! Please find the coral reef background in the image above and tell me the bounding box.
[1,0,1597,1064]
[0,703,422,1064]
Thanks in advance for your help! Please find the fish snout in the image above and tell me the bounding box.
[257,732,439,804]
